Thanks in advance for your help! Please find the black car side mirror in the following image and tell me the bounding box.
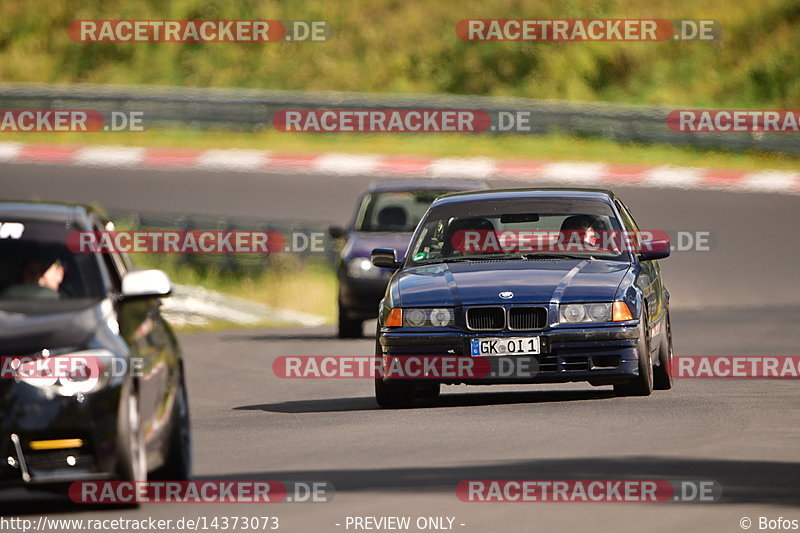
[372,248,401,270]
[638,238,671,261]
[329,225,346,239]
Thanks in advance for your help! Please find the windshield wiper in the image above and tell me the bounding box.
[415,253,527,265]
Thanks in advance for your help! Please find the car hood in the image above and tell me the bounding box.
[393,259,631,307]
[0,300,105,356]
[347,232,413,261]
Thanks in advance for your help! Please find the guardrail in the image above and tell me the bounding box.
[111,210,336,272]
[0,82,796,154]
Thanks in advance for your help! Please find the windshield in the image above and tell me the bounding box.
[408,197,631,265]
[0,219,106,311]
[354,190,455,232]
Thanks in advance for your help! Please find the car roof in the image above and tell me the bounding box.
[0,201,101,223]
[366,178,489,192]
[431,187,617,207]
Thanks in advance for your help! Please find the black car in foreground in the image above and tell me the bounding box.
[372,188,673,408]
[330,179,488,338]
[0,202,190,493]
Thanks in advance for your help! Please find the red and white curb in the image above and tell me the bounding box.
[1,142,798,195]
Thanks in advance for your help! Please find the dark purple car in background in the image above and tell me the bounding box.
[329,179,488,338]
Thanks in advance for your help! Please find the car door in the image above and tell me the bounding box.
[91,218,173,456]
[615,200,665,326]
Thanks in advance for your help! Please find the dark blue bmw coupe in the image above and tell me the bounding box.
[371,188,673,408]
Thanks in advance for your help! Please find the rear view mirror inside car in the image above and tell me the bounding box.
[501,213,540,223]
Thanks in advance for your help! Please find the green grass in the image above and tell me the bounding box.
[0,0,798,107]
[5,128,799,172]
[110,214,337,330]
[133,252,337,325]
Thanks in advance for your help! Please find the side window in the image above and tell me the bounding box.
[353,193,372,230]
[615,200,647,257]
[615,200,640,232]
[93,219,126,293]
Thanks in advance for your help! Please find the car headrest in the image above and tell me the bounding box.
[560,215,601,232]
[447,217,495,233]
[377,206,408,230]
[443,217,496,254]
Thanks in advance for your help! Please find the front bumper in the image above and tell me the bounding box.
[0,382,124,488]
[378,325,641,385]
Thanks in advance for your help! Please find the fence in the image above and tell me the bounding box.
[111,210,336,273]
[0,82,796,154]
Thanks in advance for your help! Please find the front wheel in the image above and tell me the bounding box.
[152,374,192,480]
[614,311,654,397]
[116,387,147,483]
[375,378,416,408]
[653,312,674,390]
[374,329,415,408]
[337,306,362,338]
[417,383,441,398]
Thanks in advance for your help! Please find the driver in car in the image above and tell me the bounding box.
[0,256,65,299]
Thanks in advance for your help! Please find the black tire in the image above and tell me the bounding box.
[115,385,147,483]
[614,310,654,397]
[152,373,192,480]
[373,328,415,408]
[653,311,674,390]
[417,383,441,398]
[337,305,362,338]
[375,378,416,408]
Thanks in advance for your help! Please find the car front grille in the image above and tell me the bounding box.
[466,307,504,330]
[383,343,464,356]
[25,450,96,475]
[537,355,591,373]
[466,306,548,330]
[508,307,548,330]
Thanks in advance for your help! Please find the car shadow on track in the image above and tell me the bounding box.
[201,456,800,507]
[219,333,346,341]
[5,456,799,514]
[233,389,617,413]
[0,490,137,515]
[217,321,379,342]
[219,332,375,342]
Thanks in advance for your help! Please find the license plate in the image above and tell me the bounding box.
[471,337,540,356]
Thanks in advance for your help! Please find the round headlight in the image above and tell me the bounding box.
[586,303,611,322]
[405,309,427,327]
[562,305,586,323]
[347,258,376,278]
[429,308,453,327]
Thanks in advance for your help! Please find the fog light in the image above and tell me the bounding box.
[29,438,84,451]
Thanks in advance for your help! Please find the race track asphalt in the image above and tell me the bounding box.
[1,162,798,532]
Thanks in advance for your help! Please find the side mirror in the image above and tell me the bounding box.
[638,238,671,261]
[371,248,401,270]
[121,269,172,299]
[328,225,346,239]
